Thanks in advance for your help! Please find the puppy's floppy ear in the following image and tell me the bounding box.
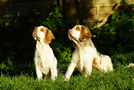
[44,29,55,44]
[79,26,92,41]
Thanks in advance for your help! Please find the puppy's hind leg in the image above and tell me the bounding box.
[93,57,103,71]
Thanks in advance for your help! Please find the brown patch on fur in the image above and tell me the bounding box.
[76,26,81,31]
[79,26,92,41]
[93,58,98,65]
[44,29,55,44]
[89,43,92,47]
[40,28,45,32]
[93,57,102,71]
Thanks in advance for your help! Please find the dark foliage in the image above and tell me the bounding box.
[0,6,71,75]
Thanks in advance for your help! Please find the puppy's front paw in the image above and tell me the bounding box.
[64,76,70,82]
[37,78,42,81]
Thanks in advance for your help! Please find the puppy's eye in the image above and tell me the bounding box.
[40,28,44,32]
[76,27,80,31]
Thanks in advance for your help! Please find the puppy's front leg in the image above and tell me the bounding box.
[64,51,79,81]
[35,66,43,80]
[84,62,93,78]
[34,55,43,80]
[64,61,77,81]
[82,57,94,78]
[51,65,58,81]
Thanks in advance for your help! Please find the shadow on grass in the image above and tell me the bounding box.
[0,62,36,78]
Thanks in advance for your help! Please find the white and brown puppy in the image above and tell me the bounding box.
[33,26,58,81]
[64,25,113,81]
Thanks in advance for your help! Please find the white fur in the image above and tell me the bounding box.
[71,25,81,40]
[33,26,58,81]
[64,25,113,81]
[93,54,113,72]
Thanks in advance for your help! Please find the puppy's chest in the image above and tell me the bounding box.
[35,49,52,68]
[77,47,97,61]
[35,45,53,62]
[79,46,95,55]
[36,44,51,55]
[36,48,52,59]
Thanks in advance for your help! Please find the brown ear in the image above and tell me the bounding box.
[79,26,92,41]
[44,29,55,44]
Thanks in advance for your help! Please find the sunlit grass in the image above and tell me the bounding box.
[0,64,134,89]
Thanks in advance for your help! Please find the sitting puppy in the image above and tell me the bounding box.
[32,26,58,81]
[64,25,113,81]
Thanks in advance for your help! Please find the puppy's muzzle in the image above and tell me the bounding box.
[33,33,40,41]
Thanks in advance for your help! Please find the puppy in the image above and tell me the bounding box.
[64,25,113,81]
[33,26,58,81]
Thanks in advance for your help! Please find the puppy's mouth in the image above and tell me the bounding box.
[68,33,79,42]
[33,34,40,41]
[68,33,82,48]
[68,33,75,40]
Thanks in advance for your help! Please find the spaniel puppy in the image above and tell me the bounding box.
[64,25,113,81]
[33,26,58,81]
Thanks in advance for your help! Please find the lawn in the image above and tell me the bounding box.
[0,64,134,90]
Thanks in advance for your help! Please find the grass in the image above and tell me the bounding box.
[0,64,134,90]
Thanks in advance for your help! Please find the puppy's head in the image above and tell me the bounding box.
[68,25,92,42]
[32,26,55,44]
